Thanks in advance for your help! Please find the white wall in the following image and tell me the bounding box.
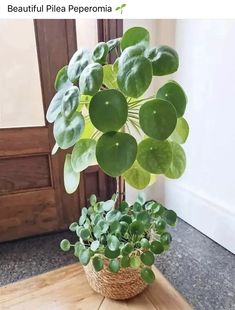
[125,20,235,253]
[167,20,235,253]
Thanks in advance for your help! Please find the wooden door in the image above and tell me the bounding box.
[0,20,116,242]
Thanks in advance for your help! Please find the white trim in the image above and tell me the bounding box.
[163,183,235,254]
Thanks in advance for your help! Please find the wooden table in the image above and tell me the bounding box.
[0,264,192,310]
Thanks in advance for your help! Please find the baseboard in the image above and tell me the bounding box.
[162,182,235,254]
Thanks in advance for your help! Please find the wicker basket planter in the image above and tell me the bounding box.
[83,259,148,300]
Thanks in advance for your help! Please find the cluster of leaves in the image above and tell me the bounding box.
[46,26,189,193]
[60,193,177,284]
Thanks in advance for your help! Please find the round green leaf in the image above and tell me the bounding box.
[92,214,101,225]
[129,220,145,236]
[82,207,88,216]
[74,242,84,257]
[119,201,129,212]
[97,220,109,233]
[96,132,137,177]
[137,211,151,226]
[92,256,103,272]
[109,259,120,273]
[146,46,179,76]
[121,27,150,51]
[130,256,141,268]
[103,65,118,89]
[93,225,102,239]
[89,194,97,206]
[165,142,186,179]
[123,161,150,190]
[120,221,129,235]
[67,49,90,82]
[121,256,130,268]
[160,232,172,248]
[76,226,83,237]
[156,81,187,117]
[106,209,121,222]
[64,154,80,194]
[155,218,166,233]
[51,143,59,155]
[120,215,132,224]
[102,199,115,212]
[140,238,150,249]
[104,247,120,259]
[136,192,146,205]
[170,117,189,144]
[139,99,177,140]
[61,86,80,119]
[107,38,121,51]
[121,243,134,256]
[90,240,100,252]
[110,221,121,234]
[117,51,152,98]
[107,235,120,251]
[133,202,142,212]
[79,248,91,266]
[89,89,128,133]
[137,138,172,174]
[150,241,164,254]
[79,214,86,226]
[80,228,90,240]
[141,267,155,284]
[54,65,73,91]
[140,251,155,266]
[60,239,70,252]
[164,210,177,226]
[71,139,96,172]
[79,63,103,96]
[151,203,165,215]
[92,42,109,64]
[46,89,65,123]
[69,222,78,232]
[54,112,85,149]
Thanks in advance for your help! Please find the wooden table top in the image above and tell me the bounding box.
[0,264,192,310]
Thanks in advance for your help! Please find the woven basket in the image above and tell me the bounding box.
[83,259,148,300]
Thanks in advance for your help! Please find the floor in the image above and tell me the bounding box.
[0,219,234,310]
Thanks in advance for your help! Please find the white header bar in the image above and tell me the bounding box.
[0,0,235,19]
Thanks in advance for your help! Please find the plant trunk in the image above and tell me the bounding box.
[116,176,125,206]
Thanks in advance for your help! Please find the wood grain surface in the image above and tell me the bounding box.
[0,264,192,310]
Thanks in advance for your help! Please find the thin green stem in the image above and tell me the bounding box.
[128,114,139,120]
[129,96,155,107]
[128,119,142,136]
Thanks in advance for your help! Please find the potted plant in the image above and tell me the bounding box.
[46,26,189,299]
[60,193,177,299]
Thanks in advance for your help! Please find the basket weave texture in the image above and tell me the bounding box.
[83,259,148,300]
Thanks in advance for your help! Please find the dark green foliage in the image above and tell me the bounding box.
[60,193,177,284]
[47,26,188,193]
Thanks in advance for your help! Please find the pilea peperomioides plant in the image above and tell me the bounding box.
[60,193,177,284]
[46,26,189,192]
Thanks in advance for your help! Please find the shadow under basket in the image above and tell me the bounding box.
[83,261,148,300]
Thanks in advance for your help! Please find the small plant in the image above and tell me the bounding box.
[115,3,126,14]
[60,193,177,284]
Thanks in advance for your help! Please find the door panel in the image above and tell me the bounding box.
[0,155,51,194]
[0,20,78,242]
[0,19,119,242]
[0,127,49,156]
[0,189,58,241]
